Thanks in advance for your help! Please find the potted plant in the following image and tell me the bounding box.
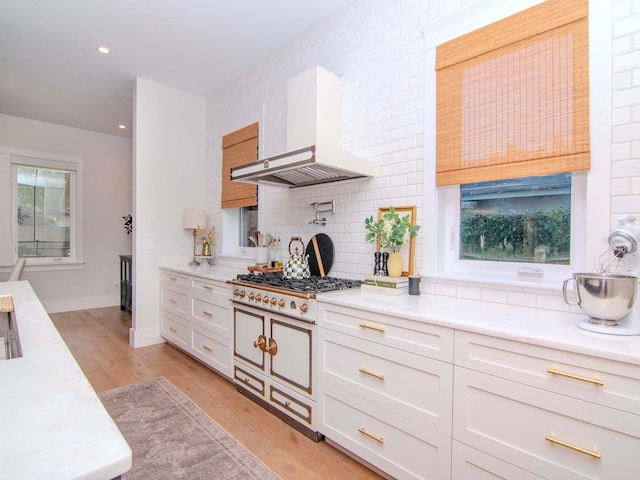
[365,206,420,277]
[196,225,216,257]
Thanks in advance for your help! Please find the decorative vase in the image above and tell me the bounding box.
[202,242,211,256]
[387,251,403,278]
[374,251,382,274]
[381,252,389,276]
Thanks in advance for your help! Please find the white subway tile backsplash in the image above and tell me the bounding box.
[205,0,639,317]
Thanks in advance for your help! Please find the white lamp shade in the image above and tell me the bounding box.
[183,209,207,229]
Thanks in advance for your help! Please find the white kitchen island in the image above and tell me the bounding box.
[0,281,132,480]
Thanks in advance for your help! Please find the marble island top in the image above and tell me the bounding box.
[0,281,131,480]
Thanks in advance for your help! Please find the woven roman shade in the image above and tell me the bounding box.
[435,0,589,187]
[221,122,258,209]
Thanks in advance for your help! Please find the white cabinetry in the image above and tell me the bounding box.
[317,303,454,480]
[159,268,232,379]
[453,331,640,479]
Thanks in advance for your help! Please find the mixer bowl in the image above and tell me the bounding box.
[563,273,638,323]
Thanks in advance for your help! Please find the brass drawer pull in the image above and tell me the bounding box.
[202,345,213,353]
[547,369,604,386]
[169,298,177,304]
[359,368,385,380]
[358,427,384,444]
[202,311,213,317]
[169,327,177,333]
[359,323,385,333]
[169,276,177,282]
[545,436,601,459]
[203,285,213,291]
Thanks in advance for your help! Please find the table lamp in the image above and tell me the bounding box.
[183,208,207,267]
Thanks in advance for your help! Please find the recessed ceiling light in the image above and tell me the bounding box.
[118,124,126,129]
[97,46,111,54]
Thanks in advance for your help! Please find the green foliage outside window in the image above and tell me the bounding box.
[460,207,570,264]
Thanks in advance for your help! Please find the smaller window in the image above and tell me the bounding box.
[16,165,72,259]
[460,174,571,265]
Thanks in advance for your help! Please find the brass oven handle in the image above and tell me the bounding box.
[547,369,604,386]
[253,335,266,351]
[358,427,384,444]
[359,368,385,380]
[545,436,601,459]
[266,338,278,356]
[359,323,385,333]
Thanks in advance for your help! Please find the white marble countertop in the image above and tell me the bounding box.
[159,263,245,282]
[0,281,132,480]
[318,290,640,365]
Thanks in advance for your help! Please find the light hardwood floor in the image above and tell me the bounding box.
[50,306,385,480]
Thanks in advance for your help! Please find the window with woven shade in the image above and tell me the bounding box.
[221,122,258,209]
[435,0,589,187]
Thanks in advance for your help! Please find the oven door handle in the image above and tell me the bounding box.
[254,335,267,351]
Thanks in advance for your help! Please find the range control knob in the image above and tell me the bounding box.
[248,292,254,301]
[262,296,269,304]
[239,290,245,298]
[270,297,277,306]
[233,289,240,297]
[255,294,262,303]
[278,299,285,308]
[300,303,308,314]
[289,300,296,310]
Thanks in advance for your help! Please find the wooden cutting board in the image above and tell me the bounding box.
[305,233,334,277]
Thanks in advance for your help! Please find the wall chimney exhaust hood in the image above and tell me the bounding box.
[231,66,374,188]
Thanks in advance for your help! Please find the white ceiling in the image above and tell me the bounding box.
[0,0,356,139]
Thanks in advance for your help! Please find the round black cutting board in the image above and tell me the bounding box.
[305,233,334,277]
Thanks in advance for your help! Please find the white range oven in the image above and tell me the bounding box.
[228,273,361,441]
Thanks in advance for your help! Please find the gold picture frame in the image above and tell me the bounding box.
[377,205,417,277]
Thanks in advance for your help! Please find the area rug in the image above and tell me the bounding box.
[99,377,281,479]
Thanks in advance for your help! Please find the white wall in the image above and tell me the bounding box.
[204,0,640,315]
[0,113,132,312]
[132,77,205,347]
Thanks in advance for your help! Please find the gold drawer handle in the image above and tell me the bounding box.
[358,427,384,444]
[202,345,213,353]
[359,323,385,333]
[359,368,385,380]
[547,369,604,386]
[203,285,213,291]
[202,311,213,317]
[169,298,177,304]
[169,276,177,282]
[169,327,177,333]
[545,436,601,459]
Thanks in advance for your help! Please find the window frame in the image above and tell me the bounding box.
[0,146,84,270]
[421,0,610,287]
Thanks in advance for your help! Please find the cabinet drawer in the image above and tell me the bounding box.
[319,381,451,480]
[455,330,640,415]
[453,367,640,480]
[318,303,453,362]
[160,309,188,348]
[191,326,231,378]
[191,278,230,308]
[192,298,231,338]
[318,327,452,435]
[160,286,188,314]
[159,270,189,289]
[452,441,543,480]
[234,365,265,397]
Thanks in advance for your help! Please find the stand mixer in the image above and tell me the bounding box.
[576,215,640,335]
